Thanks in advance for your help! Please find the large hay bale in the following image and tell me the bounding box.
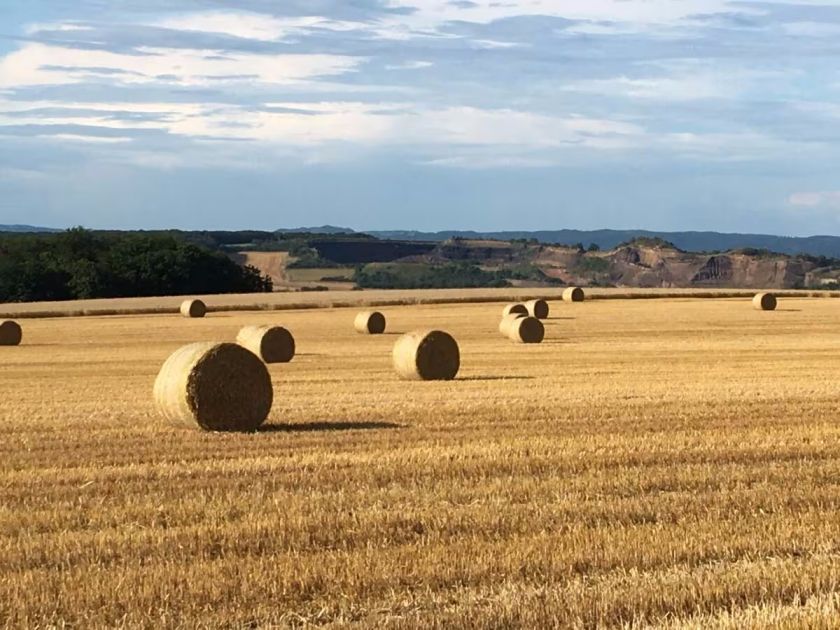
[508,316,545,344]
[502,303,528,318]
[153,342,273,431]
[525,299,549,319]
[393,330,460,381]
[499,312,527,336]
[236,325,295,363]
[753,292,777,311]
[354,311,386,334]
[180,299,207,318]
[563,287,585,302]
[0,320,22,346]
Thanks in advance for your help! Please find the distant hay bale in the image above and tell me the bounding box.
[236,325,295,363]
[393,330,460,381]
[180,299,207,318]
[753,292,777,311]
[563,287,585,302]
[153,342,273,431]
[502,303,528,318]
[507,316,545,344]
[499,312,527,336]
[354,311,386,334]
[0,320,22,346]
[525,299,549,319]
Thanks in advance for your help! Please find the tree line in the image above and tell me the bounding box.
[0,228,272,302]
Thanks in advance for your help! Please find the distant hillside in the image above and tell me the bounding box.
[361,229,840,258]
[0,224,61,233]
[402,237,840,290]
[6,227,840,293]
[239,235,840,291]
[276,225,355,235]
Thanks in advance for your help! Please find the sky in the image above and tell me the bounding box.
[1,1,840,234]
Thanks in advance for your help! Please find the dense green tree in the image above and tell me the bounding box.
[355,262,509,289]
[0,229,272,302]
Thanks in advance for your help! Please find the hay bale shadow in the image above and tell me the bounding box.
[260,421,404,433]
[460,376,535,381]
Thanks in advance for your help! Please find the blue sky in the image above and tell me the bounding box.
[1,1,840,234]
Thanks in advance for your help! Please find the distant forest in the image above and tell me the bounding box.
[0,229,272,302]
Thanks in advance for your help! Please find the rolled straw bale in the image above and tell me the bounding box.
[393,330,460,381]
[502,303,528,318]
[153,342,273,431]
[563,287,585,302]
[0,320,22,346]
[180,299,207,318]
[499,312,527,336]
[354,311,386,334]
[525,299,549,319]
[508,316,545,344]
[237,325,295,363]
[753,292,777,311]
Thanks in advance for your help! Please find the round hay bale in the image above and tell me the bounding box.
[180,299,207,318]
[753,292,777,311]
[563,287,585,302]
[236,325,295,363]
[0,320,22,346]
[502,303,528,318]
[499,312,527,336]
[525,299,549,319]
[393,330,460,381]
[508,316,545,344]
[354,311,386,334]
[153,342,273,431]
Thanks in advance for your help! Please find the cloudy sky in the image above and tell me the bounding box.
[1,1,840,234]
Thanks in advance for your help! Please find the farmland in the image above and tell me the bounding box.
[2,295,840,627]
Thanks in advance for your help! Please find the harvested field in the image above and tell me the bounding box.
[285,267,355,284]
[234,251,290,287]
[2,296,840,627]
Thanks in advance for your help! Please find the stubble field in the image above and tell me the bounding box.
[2,296,840,628]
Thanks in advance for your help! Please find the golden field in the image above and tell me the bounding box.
[2,295,840,628]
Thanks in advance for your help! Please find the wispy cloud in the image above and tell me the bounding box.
[789,191,840,210]
[0,43,364,89]
[155,11,367,42]
[385,61,434,70]
[3,0,840,232]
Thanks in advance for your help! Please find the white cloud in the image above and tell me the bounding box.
[156,11,366,42]
[164,103,645,149]
[3,93,812,166]
[661,131,816,160]
[794,101,840,119]
[782,22,840,38]
[48,134,133,144]
[1,5,835,172]
[422,155,561,168]
[383,0,748,29]
[385,61,434,70]
[0,43,364,89]
[564,61,792,102]
[0,97,646,154]
[470,40,527,49]
[566,75,730,101]
[563,22,648,36]
[789,191,840,209]
[0,167,48,182]
[23,22,91,35]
